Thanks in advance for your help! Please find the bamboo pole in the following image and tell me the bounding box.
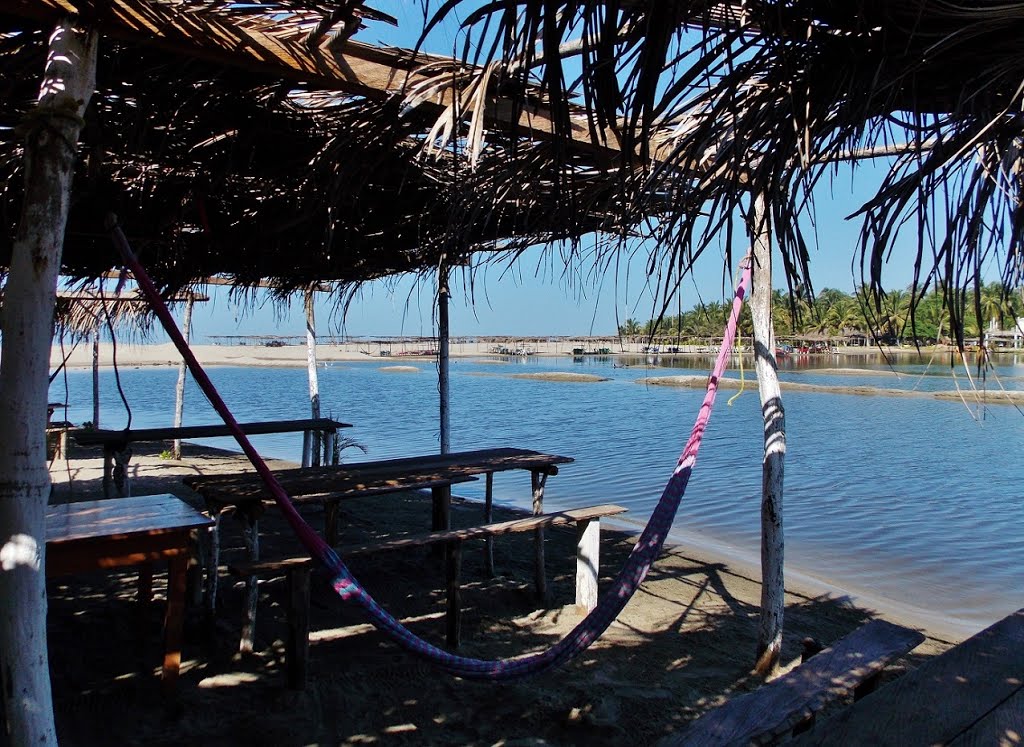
[0,20,97,746]
[750,192,787,675]
[171,295,195,459]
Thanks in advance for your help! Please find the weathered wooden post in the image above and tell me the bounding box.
[304,289,321,467]
[0,19,97,746]
[171,293,195,459]
[91,324,100,427]
[438,268,451,456]
[750,192,787,675]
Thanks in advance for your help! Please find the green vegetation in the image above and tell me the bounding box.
[619,283,1021,345]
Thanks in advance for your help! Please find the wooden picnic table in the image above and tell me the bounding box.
[794,607,1024,744]
[183,447,574,648]
[46,494,213,697]
[72,417,352,498]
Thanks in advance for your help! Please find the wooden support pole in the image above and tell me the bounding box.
[91,326,100,427]
[445,540,462,649]
[750,192,786,675]
[483,472,495,577]
[531,470,548,599]
[304,291,321,467]
[171,295,195,460]
[438,269,451,455]
[0,21,97,744]
[239,518,260,654]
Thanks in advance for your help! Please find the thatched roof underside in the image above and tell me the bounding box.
[428,0,1024,339]
[0,0,655,296]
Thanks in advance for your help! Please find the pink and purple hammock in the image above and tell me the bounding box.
[110,222,752,681]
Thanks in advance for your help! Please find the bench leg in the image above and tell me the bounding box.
[483,472,495,577]
[531,471,548,599]
[205,511,223,623]
[239,518,260,654]
[162,555,188,698]
[431,485,451,560]
[325,430,338,466]
[445,541,462,650]
[301,430,311,468]
[324,499,340,547]
[286,566,311,689]
[575,519,600,612]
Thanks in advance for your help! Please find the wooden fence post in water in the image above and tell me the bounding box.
[750,192,786,675]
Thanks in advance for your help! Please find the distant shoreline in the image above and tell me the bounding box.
[50,339,991,370]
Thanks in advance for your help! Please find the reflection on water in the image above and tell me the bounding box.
[54,352,1023,636]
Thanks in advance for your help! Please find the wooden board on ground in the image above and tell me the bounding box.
[667,619,926,746]
[793,608,1024,745]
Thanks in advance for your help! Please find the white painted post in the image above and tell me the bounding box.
[575,519,600,611]
[750,192,787,675]
[0,20,97,746]
[304,290,320,467]
[171,294,195,459]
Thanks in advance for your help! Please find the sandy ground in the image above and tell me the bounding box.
[42,440,952,746]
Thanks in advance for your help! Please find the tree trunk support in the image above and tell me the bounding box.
[0,20,97,746]
[750,192,787,675]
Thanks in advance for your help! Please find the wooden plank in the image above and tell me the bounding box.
[949,685,1024,746]
[185,447,573,502]
[46,494,213,544]
[231,504,628,575]
[341,504,627,554]
[72,417,351,447]
[794,609,1024,746]
[670,619,926,746]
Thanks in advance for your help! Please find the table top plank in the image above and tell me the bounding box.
[184,447,573,503]
[46,494,213,544]
[949,685,1024,746]
[72,418,351,447]
[795,608,1024,745]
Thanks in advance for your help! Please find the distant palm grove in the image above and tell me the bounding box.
[619,283,1022,344]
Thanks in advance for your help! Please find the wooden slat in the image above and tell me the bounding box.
[341,504,626,554]
[794,609,1024,745]
[230,504,627,575]
[71,417,351,447]
[185,447,573,501]
[949,686,1024,746]
[671,619,926,746]
[45,494,213,544]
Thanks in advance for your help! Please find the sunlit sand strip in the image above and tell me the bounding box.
[640,375,1024,405]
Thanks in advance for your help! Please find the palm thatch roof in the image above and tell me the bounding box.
[421,0,1024,342]
[0,0,654,297]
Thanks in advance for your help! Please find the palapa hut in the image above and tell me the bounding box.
[1,1,1022,743]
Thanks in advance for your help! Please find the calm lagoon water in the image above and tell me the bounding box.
[52,352,1024,638]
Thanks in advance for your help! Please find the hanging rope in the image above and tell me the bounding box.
[108,215,752,681]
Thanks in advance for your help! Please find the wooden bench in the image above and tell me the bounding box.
[663,619,925,746]
[792,607,1024,744]
[73,417,352,497]
[187,447,574,642]
[229,503,627,688]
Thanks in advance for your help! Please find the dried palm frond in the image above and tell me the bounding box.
[421,0,1024,342]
